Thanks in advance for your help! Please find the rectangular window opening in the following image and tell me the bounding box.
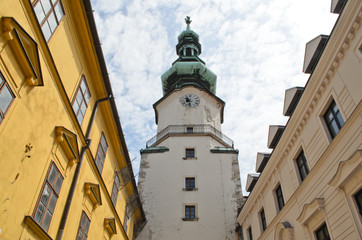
[315,223,330,240]
[275,184,285,211]
[296,150,309,182]
[185,177,196,191]
[185,148,195,158]
[323,100,344,139]
[95,133,108,174]
[0,71,15,124]
[111,173,121,206]
[354,188,362,216]
[72,76,91,125]
[33,0,64,41]
[33,162,63,232]
[184,205,196,220]
[77,211,90,240]
[260,208,267,232]
[247,227,253,240]
[186,127,193,133]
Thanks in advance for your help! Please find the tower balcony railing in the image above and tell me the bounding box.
[146,124,234,148]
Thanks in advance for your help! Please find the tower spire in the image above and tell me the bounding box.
[185,16,192,30]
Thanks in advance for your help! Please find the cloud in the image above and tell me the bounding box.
[91,0,338,193]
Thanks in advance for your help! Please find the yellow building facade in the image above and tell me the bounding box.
[238,0,361,239]
[0,0,145,239]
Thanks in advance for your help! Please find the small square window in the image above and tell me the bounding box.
[296,150,309,182]
[323,100,344,139]
[354,188,362,216]
[186,127,193,133]
[185,205,196,219]
[185,177,196,191]
[275,184,285,211]
[185,148,195,158]
[259,208,267,232]
[315,223,330,240]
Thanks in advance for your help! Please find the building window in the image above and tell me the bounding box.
[185,177,195,191]
[33,0,64,41]
[354,188,362,216]
[239,225,244,240]
[0,72,15,123]
[77,211,90,240]
[247,227,253,240]
[33,162,63,231]
[111,173,120,206]
[185,205,196,219]
[296,150,309,182]
[315,223,330,240]
[123,207,129,233]
[259,208,267,232]
[72,76,91,125]
[275,184,285,211]
[95,133,108,174]
[185,148,195,158]
[186,127,193,133]
[324,100,344,139]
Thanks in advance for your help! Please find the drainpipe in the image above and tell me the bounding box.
[56,95,112,240]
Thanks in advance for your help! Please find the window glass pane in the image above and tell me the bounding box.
[330,121,339,135]
[77,231,83,240]
[48,165,56,185]
[80,102,87,115]
[35,202,45,222]
[54,174,63,194]
[41,185,51,204]
[84,90,91,105]
[43,211,52,231]
[34,3,46,23]
[54,2,64,22]
[77,114,84,125]
[41,0,52,14]
[85,217,90,233]
[0,85,14,114]
[41,23,52,41]
[336,112,344,127]
[48,193,57,213]
[48,12,57,32]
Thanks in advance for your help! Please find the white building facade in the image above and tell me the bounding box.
[136,18,244,240]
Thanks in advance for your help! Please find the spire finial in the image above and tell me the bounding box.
[185,16,192,30]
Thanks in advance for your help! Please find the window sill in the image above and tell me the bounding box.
[182,218,199,221]
[24,216,53,240]
[182,157,197,160]
[182,188,198,191]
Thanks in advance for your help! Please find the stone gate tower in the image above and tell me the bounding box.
[136,17,244,240]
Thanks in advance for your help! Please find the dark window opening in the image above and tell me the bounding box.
[186,127,193,133]
[260,208,267,232]
[354,188,362,216]
[275,184,285,211]
[247,227,253,240]
[185,177,195,190]
[77,211,90,240]
[95,133,108,174]
[324,100,344,139]
[315,223,330,240]
[111,173,120,206]
[185,205,195,219]
[186,48,192,56]
[185,148,195,158]
[296,150,309,182]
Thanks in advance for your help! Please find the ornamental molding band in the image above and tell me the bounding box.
[329,149,362,188]
[282,5,361,158]
[297,198,325,224]
[1,17,43,86]
[274,221,295,240]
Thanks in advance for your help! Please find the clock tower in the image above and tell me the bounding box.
[136,17,244,240]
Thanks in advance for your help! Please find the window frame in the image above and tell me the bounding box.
[323,100,344,139]
[185,148,195,159]
[185,177,196,191]
[111,173,121,206]
[76,211,90,240]
[296,150,309,182]
[32,0,65,42]
[314,222,330,240]
[32,162,63,232]
[0,71,15,124]
[259,208,267,232]
[247,226,253,240]
[354,188,362,217]
[275,184,285,212]
[184,205,196,220]
[123,207,129,233]
[95,132,108,174]
[72,75,91,125]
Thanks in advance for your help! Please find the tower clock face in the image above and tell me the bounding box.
[180,94,200,108]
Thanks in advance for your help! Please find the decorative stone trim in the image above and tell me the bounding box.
[55,126,79,165]
[84,182,102,208]
[23,216,52,240]
[104,218,117,236]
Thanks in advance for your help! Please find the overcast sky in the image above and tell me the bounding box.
[90,0,338,194]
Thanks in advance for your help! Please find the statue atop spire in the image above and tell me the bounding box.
[185,16,192,30]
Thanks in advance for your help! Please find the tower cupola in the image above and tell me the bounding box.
[161,17,217,96]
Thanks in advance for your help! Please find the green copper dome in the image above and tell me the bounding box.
[161,16,217,95]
